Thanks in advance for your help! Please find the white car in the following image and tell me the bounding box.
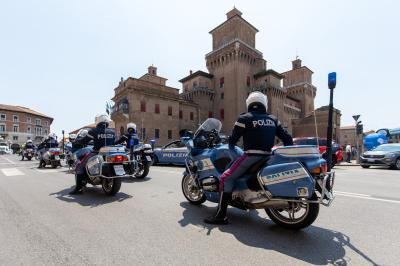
[0,146,12,155]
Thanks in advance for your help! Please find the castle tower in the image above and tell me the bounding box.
[282,58,316,118]
[205,8,266,132]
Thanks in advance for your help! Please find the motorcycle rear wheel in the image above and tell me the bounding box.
[182,173,206,205]
[102,178,121,196]
[135,163,150,179]
[265,196,319,230]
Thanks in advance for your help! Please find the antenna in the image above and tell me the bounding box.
[311,87,319,148]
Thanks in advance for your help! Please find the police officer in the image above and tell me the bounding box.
[21,139,35,160]
[71,130,88,153]
[204,91,293,225]
[37,133,59,167]
[24,139,35,149]
[115,123,140,149]
[69,114,115,195]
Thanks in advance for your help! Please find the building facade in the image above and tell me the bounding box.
[0,104,53,146]
[112,8,340,146]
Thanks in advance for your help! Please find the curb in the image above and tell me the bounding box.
[337,164,360,167]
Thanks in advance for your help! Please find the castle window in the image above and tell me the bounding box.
[220,109,224,120]
[219,77,224,88]
[141,101,146,112]
[190,112,194,121]
[179,110,183,119]
[193,82,197,88]
[184,85,189,92]
[247,76,251,87]
[168,130,172,139]
[168,106,172,116]
[208,112,213,118]
[154,129,160,139]
[155,104,160,114]
[221,93,224,100]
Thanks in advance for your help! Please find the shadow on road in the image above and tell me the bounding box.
[49,187,133,207]
[178,202,379,266]
[122,176,152,183]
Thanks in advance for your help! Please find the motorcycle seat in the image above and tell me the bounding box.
[245,157,269,175]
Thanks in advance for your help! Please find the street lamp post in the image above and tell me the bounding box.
[326,72,336,172]
[352,115,360,164]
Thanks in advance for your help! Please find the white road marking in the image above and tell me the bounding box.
[2,157,15,164]
[1,168,25,176]
[150,168,183,175]
[335,193,400,204]
[35,168,63,173]
[335,191,371,197]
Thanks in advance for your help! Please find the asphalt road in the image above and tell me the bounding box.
[0,154,399,266]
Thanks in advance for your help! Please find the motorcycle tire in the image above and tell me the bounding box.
[265,195,319,230]
[51,162,58,168]
[135,163,150,179]
[102,178,121,196]
[181,173,206,205]
[27,157,32,161]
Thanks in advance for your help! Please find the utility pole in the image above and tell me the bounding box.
[326,72,336,172]
[352,115,360,163]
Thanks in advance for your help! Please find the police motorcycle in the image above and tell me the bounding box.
[39,148,62,168]
[130,142,154,179]
[21,148,34,161]
[181,118,335,230]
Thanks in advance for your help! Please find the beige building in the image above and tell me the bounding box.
[111,8,340,146]
[0,104,53,146]
[339,126,357,147]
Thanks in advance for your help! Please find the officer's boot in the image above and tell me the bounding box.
[69,173,84,195]
[204,192,231,225]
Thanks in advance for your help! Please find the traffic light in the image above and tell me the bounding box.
[356,121,363,135]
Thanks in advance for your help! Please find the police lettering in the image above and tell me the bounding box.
[97,134,114,139]
[252,119,275,128]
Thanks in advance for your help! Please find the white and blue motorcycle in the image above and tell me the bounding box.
[181,118,335,230]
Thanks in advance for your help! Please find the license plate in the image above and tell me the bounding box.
[114,165,125,176]
[145,156,152,162]
[367,159,375,162]
[55,156,60,160]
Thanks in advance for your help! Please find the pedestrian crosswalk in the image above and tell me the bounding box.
[0,167,69,177]
[1,168,24,176]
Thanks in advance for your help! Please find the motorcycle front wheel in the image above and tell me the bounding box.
[102,178,121,196]
[265,196,319,230]
[181,173,206,205]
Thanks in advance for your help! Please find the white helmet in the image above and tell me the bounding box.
[69,134,77,141]
[127,123,137,131]
[246,91,268,110]
[26,139,33,144]
[95,114,111,127]
[77,129,88,138]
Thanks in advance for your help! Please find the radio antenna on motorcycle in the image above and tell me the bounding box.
[312,87,320,148]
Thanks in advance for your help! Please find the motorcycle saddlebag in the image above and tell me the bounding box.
[86,155,103,176]
[258,162,314,198]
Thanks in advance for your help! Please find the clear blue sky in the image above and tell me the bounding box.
[1,0,399,136]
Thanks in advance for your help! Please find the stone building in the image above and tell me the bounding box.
[112,66,199,144]
[111,8,340,146]
[0,104,53,145]
[339,126,357,147]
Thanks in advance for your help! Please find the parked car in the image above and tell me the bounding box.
[293,137,343,168]
[153,140,188,166]
[360,144,400,170]
[0,144,12,155]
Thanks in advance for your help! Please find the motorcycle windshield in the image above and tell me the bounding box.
[195,118,222,136]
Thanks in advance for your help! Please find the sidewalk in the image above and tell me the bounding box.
[338,160,360,166]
